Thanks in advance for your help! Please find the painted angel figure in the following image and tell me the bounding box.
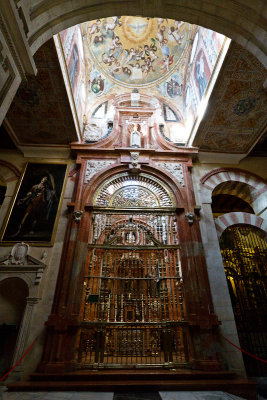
[168,22,184,45]
[104,16,122,33]
[88,19,101,42]
[159,54,174,73]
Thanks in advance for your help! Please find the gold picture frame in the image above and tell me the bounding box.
[0,162,69,246]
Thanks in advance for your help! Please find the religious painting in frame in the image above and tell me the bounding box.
[0,162,69,246]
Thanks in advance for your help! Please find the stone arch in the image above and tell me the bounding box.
[0,273,32,290]
[27,1,267,68]
[0,160,20,181]
[214,212,267,238]
[200,168,267,216]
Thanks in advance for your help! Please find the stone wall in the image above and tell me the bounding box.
[0,150,75,379]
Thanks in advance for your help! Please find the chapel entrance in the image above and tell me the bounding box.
[220,224,267,376]
[77,174,190,368]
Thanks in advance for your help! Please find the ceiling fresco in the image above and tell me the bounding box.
[2,19,266,156]
[59,17,227,144]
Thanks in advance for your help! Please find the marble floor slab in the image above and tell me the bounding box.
[0,390,247,400]
[159,392,246,400]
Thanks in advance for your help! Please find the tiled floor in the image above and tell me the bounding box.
[0,390,246,400]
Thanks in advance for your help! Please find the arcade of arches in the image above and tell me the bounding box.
[0,2,266,397]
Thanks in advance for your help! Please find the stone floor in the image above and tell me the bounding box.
[0,390,247,400]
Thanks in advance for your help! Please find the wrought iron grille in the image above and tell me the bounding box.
[77,211,190,368]
[220,224,267,376]
[77,322,189,368]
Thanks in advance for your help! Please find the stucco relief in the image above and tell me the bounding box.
[84,122,104,142]
[84,160,116,183]
[156,162,185,186]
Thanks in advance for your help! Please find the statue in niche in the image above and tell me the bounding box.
[125,230,136,244]
[130,123,141,148]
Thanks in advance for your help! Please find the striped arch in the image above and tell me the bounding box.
[200,168,267,216]
[215,212,267,238]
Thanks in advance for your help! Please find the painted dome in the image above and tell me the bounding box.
[84,17,193,88]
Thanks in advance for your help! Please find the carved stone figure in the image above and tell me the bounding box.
[130,124,141,148]
[9,242,29,265]
[130,151,140,172]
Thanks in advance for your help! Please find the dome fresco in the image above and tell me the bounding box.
[59,17,227,144]
[84,17,193,88]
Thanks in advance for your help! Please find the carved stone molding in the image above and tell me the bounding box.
[155,162,185,186]
[0,13,24,78]
[0,4,35,76]
[84,160,115,183]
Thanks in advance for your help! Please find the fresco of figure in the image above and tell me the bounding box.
[130,124,141,148]
[69,45,79,90]
[196,52,207,99]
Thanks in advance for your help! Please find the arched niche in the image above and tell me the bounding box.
[0,277,28,376]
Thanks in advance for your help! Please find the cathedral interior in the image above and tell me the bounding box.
[0,2,266,399]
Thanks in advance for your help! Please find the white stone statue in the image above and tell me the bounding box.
[130,124,141,148]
